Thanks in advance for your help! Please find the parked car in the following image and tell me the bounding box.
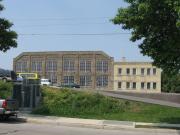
[40,79,51,86]
[0,69,17,82]
[0,98,19,120]
[59,83,80,88]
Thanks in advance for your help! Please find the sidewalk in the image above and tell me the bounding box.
[17,113,180,130]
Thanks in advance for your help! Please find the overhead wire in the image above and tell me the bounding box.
[18,32,131,36]
[12,16,130,37]
[10,17,112,21]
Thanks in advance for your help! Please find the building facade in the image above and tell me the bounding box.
[114,62,161,92]
[13,51,114,90]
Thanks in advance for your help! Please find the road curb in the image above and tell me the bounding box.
[135,122,180,129]
[26,117,104,129]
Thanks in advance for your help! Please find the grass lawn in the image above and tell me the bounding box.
[33,87,180,124]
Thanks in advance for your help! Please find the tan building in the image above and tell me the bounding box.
[114,61,161,93]
[13,51,114,90]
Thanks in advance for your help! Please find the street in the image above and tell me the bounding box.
[0,121,180,135]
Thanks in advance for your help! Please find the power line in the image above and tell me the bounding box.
[11,17,112,21]
[18,32,131,36]
[14,22,110,28]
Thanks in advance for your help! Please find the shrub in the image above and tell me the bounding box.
[0,81,13,99]
[33,87,127,116]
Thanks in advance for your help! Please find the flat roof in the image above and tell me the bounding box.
[14,51,113,61]
[114,61,153,65]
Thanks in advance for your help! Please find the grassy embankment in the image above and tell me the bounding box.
[33,87,180,124]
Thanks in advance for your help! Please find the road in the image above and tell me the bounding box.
[99,91,180,108]
[0,121,180,135]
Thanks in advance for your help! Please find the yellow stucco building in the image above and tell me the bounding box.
[114,61,161,93]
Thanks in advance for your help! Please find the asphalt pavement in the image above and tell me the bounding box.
[0,122,180,135]
[100,91,180,108]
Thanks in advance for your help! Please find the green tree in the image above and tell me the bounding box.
[162,72,180,93]
[0,0,17,52]
[112,0,180,73]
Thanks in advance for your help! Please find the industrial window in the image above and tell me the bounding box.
[141,68,145,75]
[80,75,91,86]
[80,60,91,72]
[147,82,151,89]
[96,61,108,73]
[126,82,130,89]
[63,59,75,71]
[133,68,136,75]
[118,68,122,75]
[46,72,57,84]
[31,61,42,72]
[153,68,156,75]
[63,76,74,84]
[132,82,136,89]
[118,82,122,89]
[147,68,151,75]
[16,61,28,72]
[126,68,130,75]
[96,75,108,87]
[46,60,57,72]
[153,82,157,89]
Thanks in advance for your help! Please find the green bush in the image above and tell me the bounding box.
[33,87,127,117]
[0,81,13,99]
[161,72,180,93]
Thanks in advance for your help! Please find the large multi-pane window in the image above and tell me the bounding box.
[80,60,91,72]
[63,76,74,84]
[46,60,57,72]
[80,75,91,86]
[16,61,28,72]
[96,61,108,73]
[31,61,42,72]
[63,59,75,71]
[46,72,57,84]
[96,75,108,87]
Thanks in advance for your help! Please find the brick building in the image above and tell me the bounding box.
[13,51,114,90]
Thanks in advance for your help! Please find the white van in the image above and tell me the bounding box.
[40,79,51,86]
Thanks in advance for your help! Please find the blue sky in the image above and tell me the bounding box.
[0,0,151,70]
